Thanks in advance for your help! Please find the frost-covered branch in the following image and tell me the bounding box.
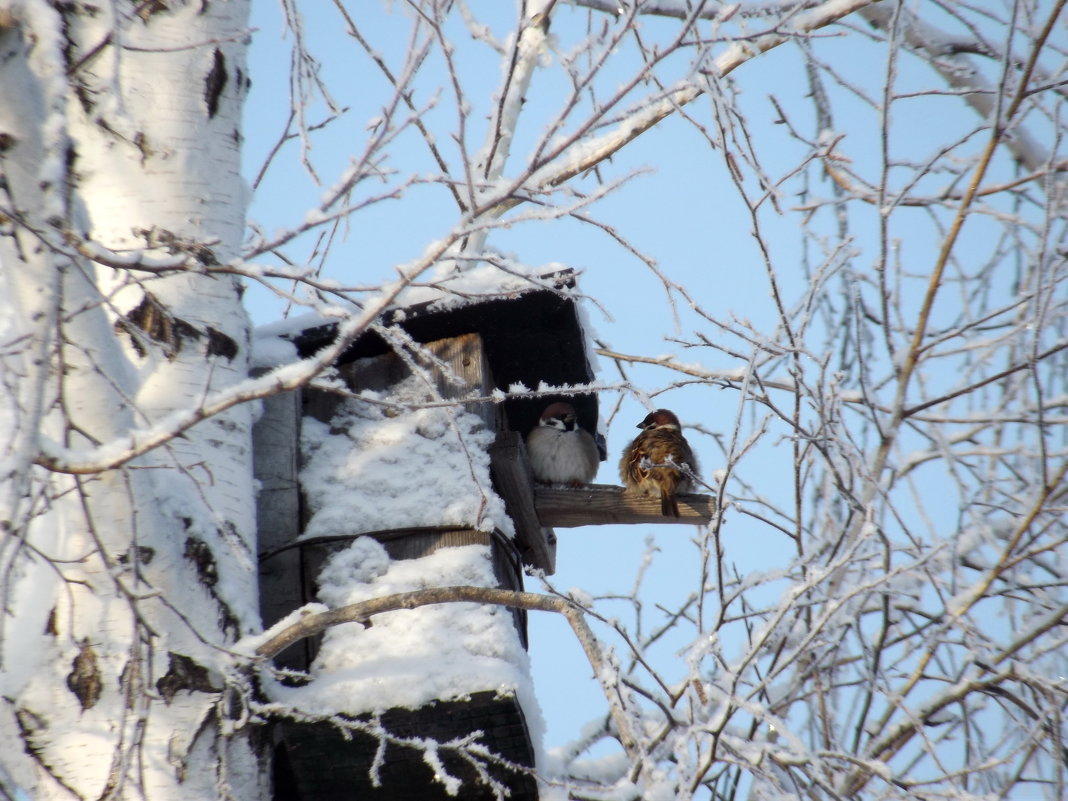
[528,0,877,190]
[860,3,1054,174]
[252,585,640,759]
[34,225,470,473]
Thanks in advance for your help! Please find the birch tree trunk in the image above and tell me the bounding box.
[0,2,262,798]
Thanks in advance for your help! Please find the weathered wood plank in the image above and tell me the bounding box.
[340,331,498,430]
[534,484,715,527]
[489,431,557,574]
[253,389,300,557]
[426,332,499,431]
[252,388,308,670]
[277,691,538,801]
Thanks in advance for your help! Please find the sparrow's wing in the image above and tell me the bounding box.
[619,434,650,485]
[595,431,608,461]
[578,430,601,479]
[681,437,698,476]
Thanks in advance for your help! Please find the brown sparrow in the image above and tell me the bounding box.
[619,408,698,517]
[526,402,600,486]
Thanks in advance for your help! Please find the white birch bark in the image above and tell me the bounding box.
[0,1,261,798]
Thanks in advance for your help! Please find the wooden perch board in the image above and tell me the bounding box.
[489,431,557,574]
[534,484,715,528]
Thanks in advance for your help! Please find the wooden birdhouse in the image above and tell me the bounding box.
[252,271,713,801]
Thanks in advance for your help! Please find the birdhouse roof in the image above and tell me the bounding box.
[288,269,598,437]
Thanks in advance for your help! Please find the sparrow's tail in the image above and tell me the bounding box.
[661,492,680,517]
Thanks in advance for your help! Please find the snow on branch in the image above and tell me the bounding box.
[34,231,475,473]
[860,3,1054,174]
[530,0,878,190]
[251,585,640,759]
[572,0,836,22]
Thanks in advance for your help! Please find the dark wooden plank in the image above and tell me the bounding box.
[489,431,556,575]
[534,484,715,527]
[252,388,308,670]
[276,691,538,801]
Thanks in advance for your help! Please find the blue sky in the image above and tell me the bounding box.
[239,0,1057,762]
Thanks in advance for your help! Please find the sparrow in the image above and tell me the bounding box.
[619,408,698,517]
[526,402,600,486]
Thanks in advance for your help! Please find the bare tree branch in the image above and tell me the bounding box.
[253,585,640,759]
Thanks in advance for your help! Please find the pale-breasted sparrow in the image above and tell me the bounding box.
[526,402,600,486]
